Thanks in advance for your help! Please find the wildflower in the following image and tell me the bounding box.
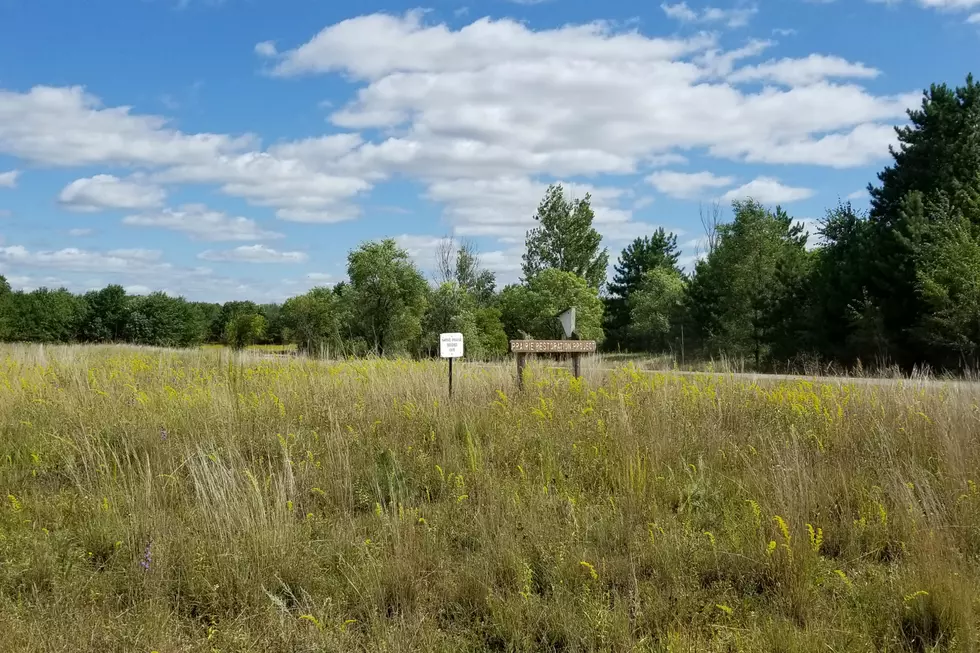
[160,427,168,441]
[140,540,153,571]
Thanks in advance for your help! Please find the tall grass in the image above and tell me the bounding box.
[0,344,978,651]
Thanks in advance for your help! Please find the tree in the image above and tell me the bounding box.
[124,292,200,347]
[80,285,129,343]
[436,236,496,305]
[870,76,980,227]
[499,269,605,342]
[914,193,980,368]
[806,202,874,363]
[685,200,809,367]
[862,76,980,369]
[605,229,681,351]
[259,303,284,345]
[224,312,267,350]
[629,267,685,353]
[5,288,85,343]
[522,184,609,290]
[347,239,429,356]
[0,275,10,341]
[281,287,341,357]
[423,282,481,357]
[210,301,258,343]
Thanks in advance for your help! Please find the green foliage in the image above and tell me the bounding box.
[915,195,980,367]
[347,239,429,356]
[686,200,809,366]
[281,287,342,357]
[522,184,609,290]
[125,292,201,348]
[606,229,681,351]
[4,288,85,343]
[79,285,129,343]
[224,312,267,350]
[629,267,685,352]
[499,269,604,342]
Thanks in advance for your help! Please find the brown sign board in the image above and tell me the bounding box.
[510,339,597,354]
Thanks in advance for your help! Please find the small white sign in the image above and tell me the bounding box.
[440,332,464,358]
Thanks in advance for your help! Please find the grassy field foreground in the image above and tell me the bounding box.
[1,346,979,652]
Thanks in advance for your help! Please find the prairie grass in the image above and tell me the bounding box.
[1,344,979,652]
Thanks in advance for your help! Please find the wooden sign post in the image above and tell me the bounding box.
[440,333,464,398]
[509,339,597,390]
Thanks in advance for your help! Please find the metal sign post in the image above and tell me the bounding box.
[440,333,464,398]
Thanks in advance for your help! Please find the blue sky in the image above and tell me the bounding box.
[0,0,976,302]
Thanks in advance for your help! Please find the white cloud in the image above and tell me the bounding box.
[198,244,308,263]
[122,204,284,241]
[68,228,93,236]
[255,40,278,57]
[869,0,980,20]
[0,86,369,220]
[661,2,759,27]
[646,170,735,199]
[306,272,334,283]
[0,245,166,273]
[720,177,815,204]
[729,54,879,86]
[268,12,915,196]
[58,174,166,212]
[423,175,639,241]
[846,189,869,201]
[0,86,252,167]
[0,170,19,188]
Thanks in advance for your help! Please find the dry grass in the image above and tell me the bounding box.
[1,344,979,652]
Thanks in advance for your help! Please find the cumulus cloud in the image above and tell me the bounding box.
[646,170,735,199]
[728,54,880,86]
[720,177,815,203]
[0,86,368,220]
[0,245,165,273]
[58,174,166,212]
[0,170,19,188]
[269,12,915,192]
[198,244,308,263]
[122,204,284,241]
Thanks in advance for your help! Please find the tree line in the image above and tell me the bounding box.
[1,76,979,371]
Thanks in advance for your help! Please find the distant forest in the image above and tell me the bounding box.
[2,76,980,372]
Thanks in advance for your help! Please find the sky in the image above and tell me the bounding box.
[0,0,976,303]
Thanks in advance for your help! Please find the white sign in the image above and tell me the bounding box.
[559,307,576,338]
[440,332,464,358]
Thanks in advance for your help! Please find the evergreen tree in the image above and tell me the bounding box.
[605,229,680,351]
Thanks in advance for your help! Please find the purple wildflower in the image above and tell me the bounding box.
[160,427,168,442]
[140,540,152,571]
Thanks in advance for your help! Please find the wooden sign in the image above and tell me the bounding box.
[510,339,597,354]
[510,339,597,389]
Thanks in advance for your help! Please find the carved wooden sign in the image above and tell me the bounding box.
[510,339,597,354]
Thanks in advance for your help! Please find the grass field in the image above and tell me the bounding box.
[1,345,979,652]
